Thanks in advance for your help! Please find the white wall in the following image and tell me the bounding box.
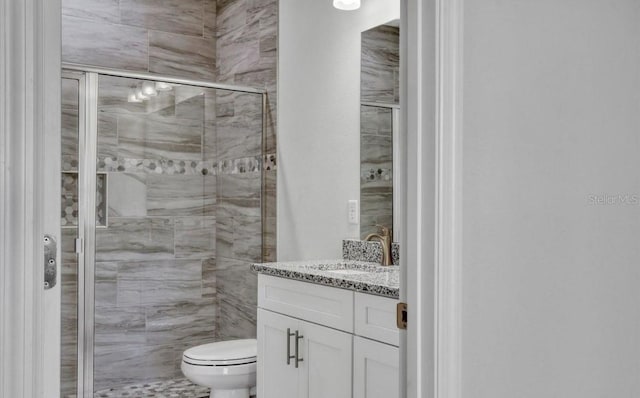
[278,0,400,260]
[462,0,640,396]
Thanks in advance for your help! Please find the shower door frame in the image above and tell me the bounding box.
[62,63,268,398]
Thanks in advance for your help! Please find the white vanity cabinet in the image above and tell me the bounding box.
[257,308,353,398]
[257,274,400,398]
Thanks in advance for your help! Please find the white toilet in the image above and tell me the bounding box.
[181,339,257,398]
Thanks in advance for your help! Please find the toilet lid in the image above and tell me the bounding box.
[183,339,257,366]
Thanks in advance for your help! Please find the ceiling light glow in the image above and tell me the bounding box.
[333,0,360,11]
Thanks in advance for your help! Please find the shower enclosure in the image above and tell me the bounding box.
[61,65,268,397]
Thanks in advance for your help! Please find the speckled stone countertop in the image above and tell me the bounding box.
[251,260,399,299]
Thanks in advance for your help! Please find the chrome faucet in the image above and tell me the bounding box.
[365,225,393,266]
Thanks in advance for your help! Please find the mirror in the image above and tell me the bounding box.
[278,0,401,259]
[360,21,400,239]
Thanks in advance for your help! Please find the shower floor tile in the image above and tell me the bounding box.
[66,377,210,398]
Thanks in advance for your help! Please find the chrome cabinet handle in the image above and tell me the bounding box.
[295,330,304,368]
[286,328,295,365]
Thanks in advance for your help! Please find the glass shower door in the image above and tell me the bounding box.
[59,68,265,397]
[60,74,81,398]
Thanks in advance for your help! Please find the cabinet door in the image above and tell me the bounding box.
[298,319,353,398]
[257,309,299,398]
[353,336,399,398]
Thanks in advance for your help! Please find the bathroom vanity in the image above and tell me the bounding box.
[251,260,400,398]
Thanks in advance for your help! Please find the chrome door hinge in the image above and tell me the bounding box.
[44,235,57,289]
[397,302,407,330]
[75,238,84,254]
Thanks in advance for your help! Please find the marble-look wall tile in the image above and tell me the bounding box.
[204,0,217,39]
[97,75,151,116]
[120,0,204,37]
[204,90,217,161]
[147,175,215,216]
[142,280,203,305]
[215,216,234,259]
[361,134,393,170]
[62,0,120,24]
[202,258,217,299]
[361,191,393,239]
[360,105,393,136]
[94,306,146,350]
[149,31,216,81]
[118,259,202,282]
[174,217,216,259]
[233,216,262,262]
[215,91,262,161]
[216,198,260,219]
[96,262,118,308]
[94,344,177,391]
[98,113,119,161]
[361,25,400,103]
[263,216,277,262]
[96,217,174,261]
[118,114,203,161]
[174,89,205,121]
[62,15,148,71]
[218,173,261,199]
[62,78,79,172]
[145,300,216,345]
[216,258,257,340]
[108,173,147,217]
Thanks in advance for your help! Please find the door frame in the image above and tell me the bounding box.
[0,0,61,397]
[402,0,463,397]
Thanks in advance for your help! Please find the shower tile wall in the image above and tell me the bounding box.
[62,0,217,80]
[361,25,400,103]
[215,0,278,341]
[94,80,219,392]
[61,0,277,394]
[360,25,399,239]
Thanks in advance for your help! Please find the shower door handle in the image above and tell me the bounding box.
[286,328,295,365]
[43,234,57,289]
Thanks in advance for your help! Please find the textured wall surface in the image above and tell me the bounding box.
[60,0,277,394]
[360,24,399,104]
[62,0,217,80]
[214,0,278,342]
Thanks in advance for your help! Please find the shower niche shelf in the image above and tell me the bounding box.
[61,171,108,228]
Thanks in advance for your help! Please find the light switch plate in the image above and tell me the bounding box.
[348,200,359,224]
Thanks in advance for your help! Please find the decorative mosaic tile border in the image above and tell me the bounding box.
[342,239,400,266]
[97,157,216,175]
[91,153,277,175]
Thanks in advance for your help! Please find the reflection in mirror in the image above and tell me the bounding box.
[360,21,400,239]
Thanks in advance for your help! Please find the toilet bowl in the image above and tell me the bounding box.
[181,339,257,398]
